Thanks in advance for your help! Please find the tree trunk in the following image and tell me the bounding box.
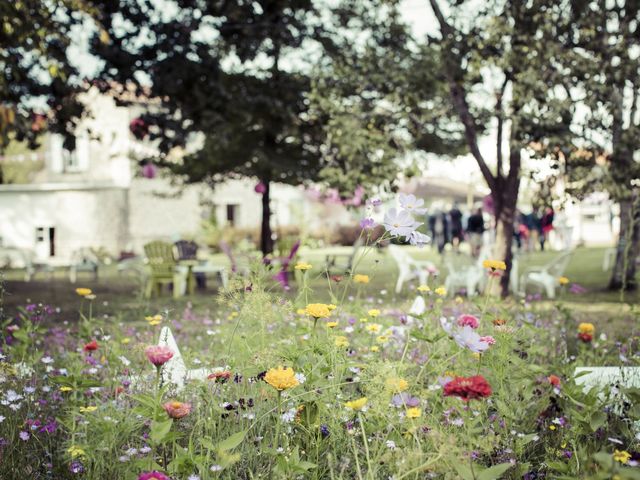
[260,179,274,256]
[490,153,521,297]
[609,195,640,291]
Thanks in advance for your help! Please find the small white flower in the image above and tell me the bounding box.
[188,475,201,480]
[281,408,297,423]
[41,356,54,364]
[386,440,397,450]
[399,194,427,215]
[294,373,306,384]
[0,415,5,423]
[383,208,421,238]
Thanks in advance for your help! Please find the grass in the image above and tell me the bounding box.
[0,246,636,325]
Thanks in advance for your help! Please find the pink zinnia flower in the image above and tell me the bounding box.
[138,471,170,480]
[457,314,479,329]
[479,336,496,345]
[144,345,174,367]
[163,401,192,419]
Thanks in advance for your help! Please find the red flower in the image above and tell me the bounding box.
[548,375,561,387]
[208,371,232,383]
[443,375,492,401]
[578,333,593,343]
[144,345,174,367]
[457,314,479,329]
[83,340,98,352]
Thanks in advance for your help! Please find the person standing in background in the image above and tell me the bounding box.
[466,207,485,257]
[540,206,555,251]
[449,203,464,253]
[429,207,449,255]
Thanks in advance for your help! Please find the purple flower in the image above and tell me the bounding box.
[320,424,330,438]
[69,460,85,474]
[569,283,587,294]
[453,326,490,353]
[391,393,420,408]
[360,218,376,230]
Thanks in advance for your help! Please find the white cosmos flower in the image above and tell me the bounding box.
[399,193,427,215]
[409,231,431,247]
[453,326,490,353]
[383,208,421,237]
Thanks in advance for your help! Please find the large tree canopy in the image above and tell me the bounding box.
[90,0,449,254]
[426,0,580,295]
[0,0,95,164]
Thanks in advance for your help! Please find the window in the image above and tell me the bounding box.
[35,227,55,257]
[61,134,89,172]
[226,204,239,226]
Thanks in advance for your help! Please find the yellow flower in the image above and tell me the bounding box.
[417,285,430,293]
[385,377,409,392]
[359,317,368,323]
[326,321,338,328]
[370,345,380,352]
[405,407,422,419]
[345,397,368,411]
[482,260,507,270]
[145,314,163,326]
[455,296,464,304]
[328,304,337,311]
[368,309,380,318]
[558,276,569,285]
[305,303,331,319]
[79,406,97,413]
[75,288,92,297]
[613,450,631,464]
[334,336,350,347]
[365,323,382,334]
[121,337,131,344]
[578,322,595,335]
[264,366,300,391]
[434,287,447,296]
[67,445,86,458]
[549,425,556,431]
[60,386,73,392]
[296,308,306,315]
[376,335,389,344]
[294,262,312,271]
[353,274,370,284]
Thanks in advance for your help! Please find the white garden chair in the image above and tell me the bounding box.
[443,252,486,297]
[519,250,573,299]
[387,244,435,293]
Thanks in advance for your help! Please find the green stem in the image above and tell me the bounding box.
[357,412,373,480]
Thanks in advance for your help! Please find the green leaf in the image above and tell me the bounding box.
[150,418,173,444]
[477,463,513,480]
[453,463,475,480]
[216,430,247,451]
[589,411,607,431]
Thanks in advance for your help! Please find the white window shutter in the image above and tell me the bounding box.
[49,134,63,173]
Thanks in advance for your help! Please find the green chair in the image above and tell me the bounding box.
[143,241,187,298]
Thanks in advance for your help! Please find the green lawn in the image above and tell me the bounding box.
[1,246,636,325]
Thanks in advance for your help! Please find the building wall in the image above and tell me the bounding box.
[126,178,209,252]
[0,186,128,261]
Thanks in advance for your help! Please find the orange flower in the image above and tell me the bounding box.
[163,401,192,419]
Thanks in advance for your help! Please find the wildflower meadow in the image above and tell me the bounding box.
[0,199,638,480]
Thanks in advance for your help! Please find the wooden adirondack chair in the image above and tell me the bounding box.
[143,241,187,298]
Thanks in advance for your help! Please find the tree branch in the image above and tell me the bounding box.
[428,0,497,192]
[495,76,509,179]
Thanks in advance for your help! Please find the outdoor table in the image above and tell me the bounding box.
[177,260,228,296]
